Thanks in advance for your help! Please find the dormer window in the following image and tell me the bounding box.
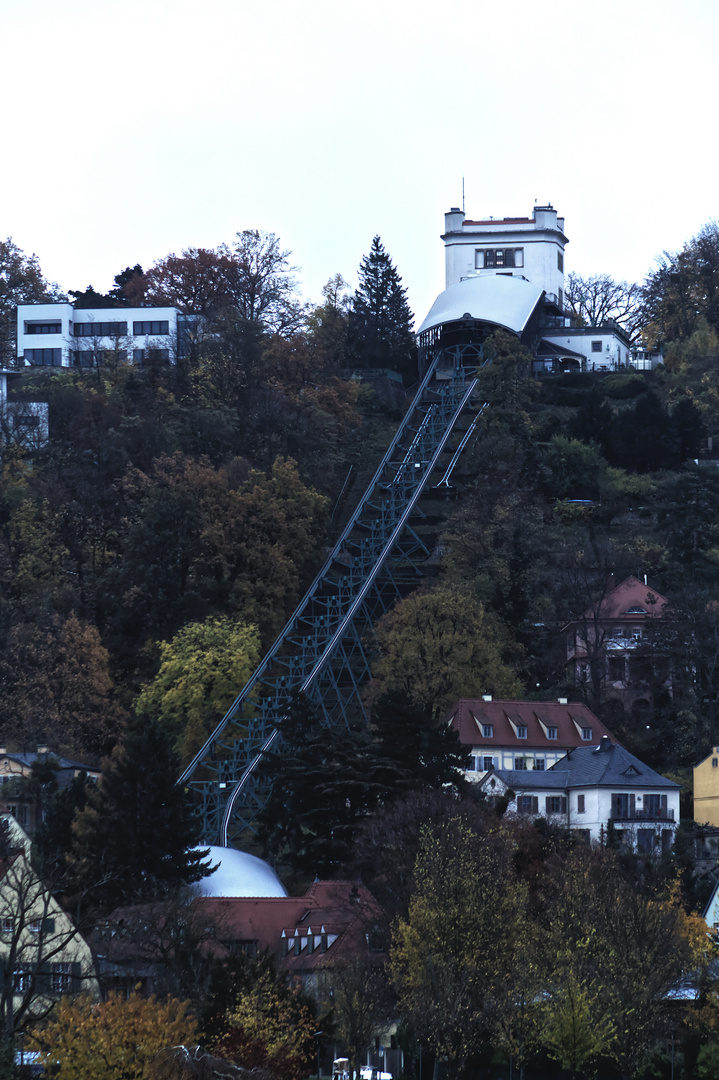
[517,726,527,739]
[547,726,557,740]
[483,724,493,738]
[581,727,593,741]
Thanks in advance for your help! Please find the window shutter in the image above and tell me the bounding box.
[561,797,567,814]
[630,794,636,816]
[545,797,551,813]
[71,962,82,988]
[42,918,55,935]
[532,797,538,814]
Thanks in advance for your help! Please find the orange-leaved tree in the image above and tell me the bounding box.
[212,968,315,1080]
[30,992,197,1080]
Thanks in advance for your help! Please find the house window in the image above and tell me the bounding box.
[546,796,567,814]
[577,794,585,813]
[29,920,42,933]
[1,919,13,934]
[631,626,642,640]
[73,349,127,366]
[713,758,718,768]
[637,829,654,853]
[133,348,170,363]
[591,341,602,353]
[547,726,557,740]
[643,794,668,818]
[581,727,593,741]
[662,829,673,853]
[133,320,169,335]
[483,756,494,771]
[611,793,635,819]
[609,656,625,681]
[518,795,538,814]
[482,724,493,738]
[631,657,652,682]
[534,758,545,771]
[24,348,62,366]
[475,248,523,269]
[13,415,40,429]
[50,963,73,994]
[74,322,128,337]
[515,757,526,770]
[26,322,61,335]
[517,726,527,739]
[557,252,564,272]
[13,966,31,993]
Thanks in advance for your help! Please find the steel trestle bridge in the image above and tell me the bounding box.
[179,345,486,846]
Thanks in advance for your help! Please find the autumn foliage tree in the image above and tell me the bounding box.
[31,992,197,1080]
[390,817,523,1080]
[212,968,315,1080]
[134,615,261,764]
[370,585,521,715]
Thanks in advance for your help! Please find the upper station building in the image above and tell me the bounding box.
[442,203,567,311]
[420,202,640,375]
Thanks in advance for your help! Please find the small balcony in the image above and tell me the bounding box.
[610,807,675,823]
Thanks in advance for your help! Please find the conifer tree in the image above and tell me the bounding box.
[348,236,415,374]
[70,718,212,911]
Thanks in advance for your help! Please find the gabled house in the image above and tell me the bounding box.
[444,697,617,779]
[478,736,679,853]
[0,816,97,1032]
[0,748,100,835]
[694,746,719,827]
[200,879,386,994]
[564,575,671,718]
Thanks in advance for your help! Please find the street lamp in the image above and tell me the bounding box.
[314,1030,323,1079]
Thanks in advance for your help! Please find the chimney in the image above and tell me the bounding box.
[599,735,612,753]
[482,694,493,702]
[557,697,568,705]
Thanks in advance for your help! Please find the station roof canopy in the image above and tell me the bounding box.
[417,275,544,337]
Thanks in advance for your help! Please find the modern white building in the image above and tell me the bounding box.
[540,323,634,372]
[16,303,188,368]
[478,737,679,852]
[442,204,567,308]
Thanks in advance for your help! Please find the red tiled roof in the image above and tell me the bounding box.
[577,575,668,622]
[462,218,534,226]
[445,699,617,752]
[197,880,383,967]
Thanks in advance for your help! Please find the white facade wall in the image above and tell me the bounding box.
[442,205,567,302]
[17,303,179,368]
[496,780,679,849]
[542,327,632,370]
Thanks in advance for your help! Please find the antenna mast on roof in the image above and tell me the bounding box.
[462,177,465,214]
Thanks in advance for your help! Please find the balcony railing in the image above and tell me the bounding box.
[611,807,675,822]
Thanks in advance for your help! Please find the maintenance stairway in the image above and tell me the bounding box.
[180,348,485,845]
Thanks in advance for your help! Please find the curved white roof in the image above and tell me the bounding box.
[417,275,544,336]
[193,846,287,898]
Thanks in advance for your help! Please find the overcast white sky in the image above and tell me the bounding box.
[3,0,718,326]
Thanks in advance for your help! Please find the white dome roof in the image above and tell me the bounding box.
[194,846,287,898]
[417,275,544,336]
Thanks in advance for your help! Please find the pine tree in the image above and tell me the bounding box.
[348,236,415,375]
[70,718,212,910]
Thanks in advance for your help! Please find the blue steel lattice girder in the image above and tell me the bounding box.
[179,355,482,844]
